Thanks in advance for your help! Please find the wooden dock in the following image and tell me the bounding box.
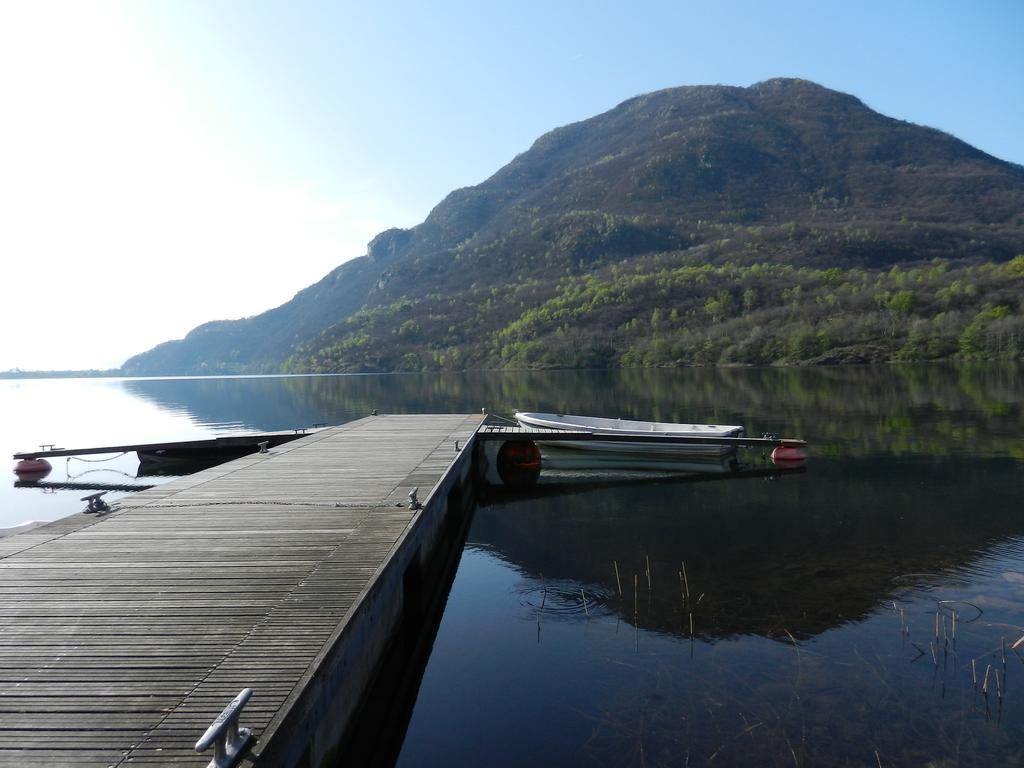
[0,414,482,766]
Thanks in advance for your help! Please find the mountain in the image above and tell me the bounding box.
[124,260,380,374]
[122,78,1024,375]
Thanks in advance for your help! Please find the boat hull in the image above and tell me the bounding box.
[514,411,744,459]
[535,439,735,460]
[538,444,737,472]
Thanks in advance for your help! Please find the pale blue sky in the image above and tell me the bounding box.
[0,0,1021,369]
[140,0,1024,215]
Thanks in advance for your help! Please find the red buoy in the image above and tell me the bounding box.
[496,440,542,487]
[14,458,52,478]
[771,442,808,467]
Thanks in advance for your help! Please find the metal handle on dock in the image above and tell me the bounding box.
[195,688,254,768]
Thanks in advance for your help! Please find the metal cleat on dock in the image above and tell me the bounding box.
[80,491,109,513]
[195,688,254,768]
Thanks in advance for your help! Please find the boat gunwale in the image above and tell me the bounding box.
[514,411,745,438]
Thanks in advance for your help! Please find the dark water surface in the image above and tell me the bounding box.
[2,366,1022,766]
[390,365,1022,768]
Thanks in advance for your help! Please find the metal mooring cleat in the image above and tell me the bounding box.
[195,688,254,768]
[80,492,109,513]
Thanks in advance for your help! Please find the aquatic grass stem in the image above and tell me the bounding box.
[633,574,638,619]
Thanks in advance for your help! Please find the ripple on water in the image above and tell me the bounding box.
[514,579,616,618]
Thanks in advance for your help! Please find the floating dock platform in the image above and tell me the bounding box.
[0,414,481,767]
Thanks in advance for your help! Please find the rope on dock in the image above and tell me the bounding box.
[68,451,130,463]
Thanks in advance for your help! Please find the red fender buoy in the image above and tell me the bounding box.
[14,458,52,474]
[771,442,808,467]
[496,440,542,487]
[14,458,52,478]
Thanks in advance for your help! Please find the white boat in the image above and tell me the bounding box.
[514,412,744,459]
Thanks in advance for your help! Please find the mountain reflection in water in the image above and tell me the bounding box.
[392,365,1023,768]
[474,456,1020,642]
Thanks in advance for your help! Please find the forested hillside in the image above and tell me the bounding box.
[286,257,1024,371]
[123,79,1024,375]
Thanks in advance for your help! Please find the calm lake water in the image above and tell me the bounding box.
[2,365,1023,765]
